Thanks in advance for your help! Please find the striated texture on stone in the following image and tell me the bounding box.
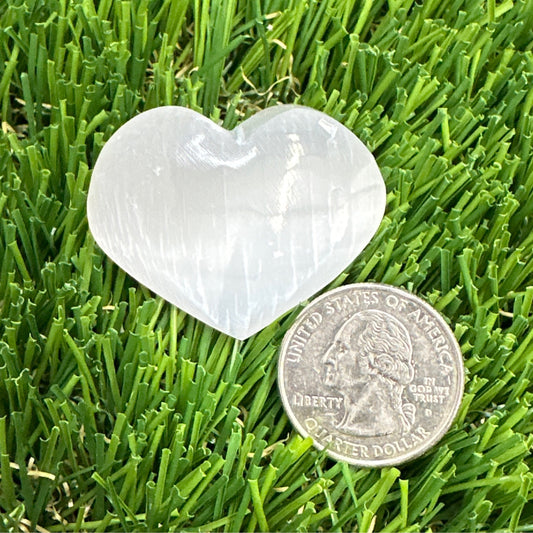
[87,105,386,339]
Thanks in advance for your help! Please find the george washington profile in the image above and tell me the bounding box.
[322,309,416,437]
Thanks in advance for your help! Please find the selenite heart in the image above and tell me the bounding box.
[87,105,386,339]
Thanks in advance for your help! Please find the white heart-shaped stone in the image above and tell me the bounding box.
[87,105,386,339]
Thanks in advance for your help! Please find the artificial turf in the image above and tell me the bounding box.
[0,0,532,530]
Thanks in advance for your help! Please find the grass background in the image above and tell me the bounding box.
[0,0,532,530]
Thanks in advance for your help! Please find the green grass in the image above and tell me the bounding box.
[0,0,532,530]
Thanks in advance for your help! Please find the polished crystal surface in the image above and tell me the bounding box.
[87,105,386,339]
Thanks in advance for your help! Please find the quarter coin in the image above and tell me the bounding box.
[278,283,464,467]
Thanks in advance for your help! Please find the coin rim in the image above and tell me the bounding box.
[278,282,465,467]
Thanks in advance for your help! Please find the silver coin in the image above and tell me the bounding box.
[278,283,464,467]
